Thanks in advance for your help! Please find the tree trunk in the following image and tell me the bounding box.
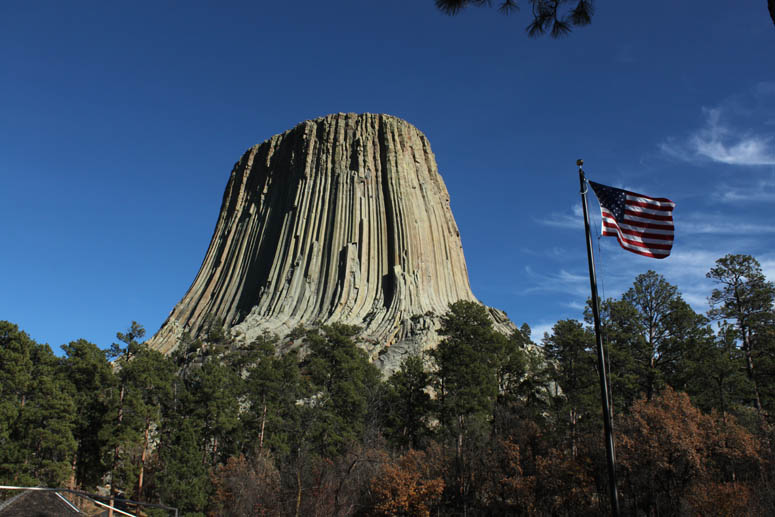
[647,354,656,401]
[457,414,465,511]
[456,415,464,460]
[741,326,764,416]
[334,457,359,516]
[109,383,126,517]
[295,462,303,517]
[137,416,150,499]
[202,420,212,466]
[69,452,77,490]
[259,396,267,451]
[606,358,615,420]
[570,408,577,458]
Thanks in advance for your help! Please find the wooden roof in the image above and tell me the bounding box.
[0,490,82,516]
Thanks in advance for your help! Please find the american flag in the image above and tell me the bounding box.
[589,181,675,259]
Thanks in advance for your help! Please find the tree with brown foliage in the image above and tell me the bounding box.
[370,449,445,517]
[617,387,761,516]
[211,453,282,516]
[491,420,600,516]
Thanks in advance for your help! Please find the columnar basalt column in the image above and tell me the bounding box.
[148,113,514,371]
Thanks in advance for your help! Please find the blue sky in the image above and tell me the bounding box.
[2,1,774,351]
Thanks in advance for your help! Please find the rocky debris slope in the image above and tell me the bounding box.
[148,113,514,371]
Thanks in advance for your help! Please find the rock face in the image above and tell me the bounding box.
[148,113,514,370]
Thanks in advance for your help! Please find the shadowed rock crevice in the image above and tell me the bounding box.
[377,118,397,310]
[148,113,515,371]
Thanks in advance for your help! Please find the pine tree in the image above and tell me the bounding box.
[243,333,304,456]
[104,322,148,502]
[60,338,115,489]
[593,272,713,410]
[493,325,552,435]
[21,347,78,485]
[707,254,775,418]
[431,301,501,437]
[593,297,644,412]
[155,418,211,516]
[542,319,597,456]
[682,326,752,417]
[187,359,242,466]
[382,355,433,450]
[302,323,382,457]
[0,322,76,486]
[429,301,503,511]
[119,346,176,499]
[620,271,702,400]
[0,321,34,482]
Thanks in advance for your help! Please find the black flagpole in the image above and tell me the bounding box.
[577,159,621,516]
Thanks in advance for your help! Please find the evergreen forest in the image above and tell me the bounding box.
[2,253,775,516]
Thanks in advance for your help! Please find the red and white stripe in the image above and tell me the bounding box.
[601,192,675,259]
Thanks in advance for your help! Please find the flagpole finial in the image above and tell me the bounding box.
[576,158,584,168]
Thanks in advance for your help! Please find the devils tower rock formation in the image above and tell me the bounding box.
[149,113,514,370]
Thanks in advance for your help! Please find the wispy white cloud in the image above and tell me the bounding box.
[590,245,720,315]
[523,213,775,329]
[522,266,589,297]
[680,210,775,234]
[660,84,775,166]
[693,109,774,165]
[520,246,572,259]
[630,249,775,314]
[713,176,775,203]
[760,257,775,283]
[661,108,775,166]
[538,202,583,229]
[563,300,586,311]
[528,322,556,343]
[650,249,719,283]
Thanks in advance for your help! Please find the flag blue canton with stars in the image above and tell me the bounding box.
[590,182,627,222]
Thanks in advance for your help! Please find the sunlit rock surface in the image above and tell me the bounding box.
[148,113,514,371]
